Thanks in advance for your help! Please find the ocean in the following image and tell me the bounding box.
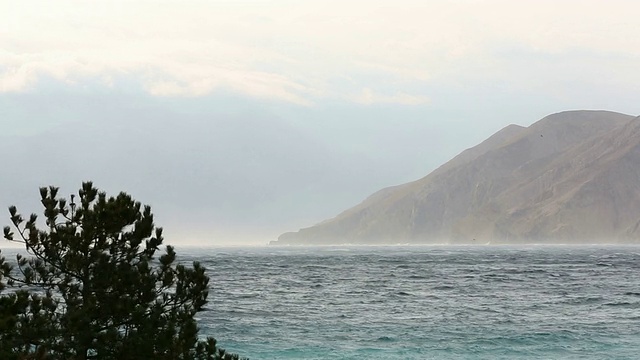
[187,245,640,360]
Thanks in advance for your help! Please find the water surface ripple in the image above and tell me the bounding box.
[186,246,640,359]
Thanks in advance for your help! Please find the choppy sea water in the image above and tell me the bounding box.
[185,245,640,360]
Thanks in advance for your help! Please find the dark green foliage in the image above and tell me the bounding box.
[0,182,245,360]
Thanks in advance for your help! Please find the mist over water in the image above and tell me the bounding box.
[186,245,640,359]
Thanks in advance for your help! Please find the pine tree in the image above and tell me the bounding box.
[0,182,245,360]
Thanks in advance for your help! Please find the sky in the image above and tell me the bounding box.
[2,0,640,245]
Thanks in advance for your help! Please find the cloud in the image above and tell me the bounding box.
[144,65,317,106]
[353,88,430,106]
[1,0,640,105]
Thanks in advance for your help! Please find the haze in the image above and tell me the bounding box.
[2,0,640,245]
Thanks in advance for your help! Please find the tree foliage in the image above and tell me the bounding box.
[0,182,244,360]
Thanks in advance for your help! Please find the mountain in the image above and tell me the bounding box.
[0,94,395,243]
[275,110,640,245]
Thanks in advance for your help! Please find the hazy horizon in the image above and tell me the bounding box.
[2,1,640,245]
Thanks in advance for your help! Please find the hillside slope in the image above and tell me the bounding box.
[276,110,639,244]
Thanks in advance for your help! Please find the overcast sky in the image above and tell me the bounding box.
[2,0,640,245]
